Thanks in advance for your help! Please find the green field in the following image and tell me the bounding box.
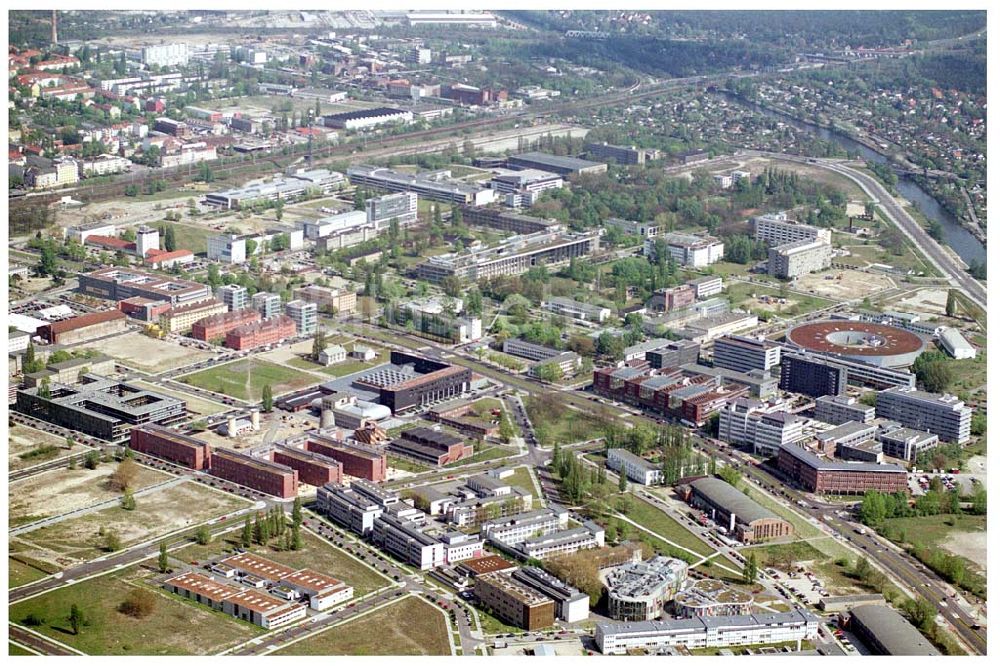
[620,497,714,560]
[524,400,606,448]
[8,557,54,588]
[9,567,263,655]
[724,280,835,316]
[177,359,318,401]
[285,341,389,378]
[881,513,985,550]
[444,443,517,468]
[9,643,36,656]
[275,596,451,656]
[742,486,853,561]
[166,223,217,256]
[504,466,540,503]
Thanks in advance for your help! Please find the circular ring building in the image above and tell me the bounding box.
[786,320,924,368]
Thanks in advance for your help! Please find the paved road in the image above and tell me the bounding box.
[8,626,80,656]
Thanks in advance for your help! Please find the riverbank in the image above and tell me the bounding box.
[721,90,987,248]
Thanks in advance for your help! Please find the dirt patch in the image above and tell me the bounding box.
[8,425,85,471]
[794,269,895,300]
[941,531,987,572]
[13,482,251,569]
[895,288,950,316]
[84,331,214,373]
[9,464,171,525]
[130,380,228,417]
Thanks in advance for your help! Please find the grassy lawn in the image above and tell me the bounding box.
[444,444,517,469]
[504,466,540,503]
[9,556,55,588]
[524,400,606,448]
[387,455,432,474]
[882,513,985,548]
[275,596,451,655]
[724,280,835,315]
[619,497,713,559]
[8,566,263,655]
[177,359,318,401]
[159,223,217,256]
[286,341,389,378]
[176,528,390,597]
[742,486,853,561]
[475,604,525,637]
[9,642,35,656]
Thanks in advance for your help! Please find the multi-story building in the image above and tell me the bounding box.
[877,423,940,462]
[209,448,298,498]
[586,142,649,165]
[595,609,820,654]
[645,233,725,268]
[191,309,261,342]
[373,512,446,570]
[371,351,473,414]
[814,394,876,425]
[142,43,189,67]
[305,435,387,482]
[225,315,297,350]
[316,480,397,535]
[294,284,357,315]
[647,285,696,313]
[348,165,495,206]
[685,477,793,543]
[511,567,590,623]
[385,298,482,344]
[205,169,347,209]
[518,525,605,560]
[607,448,662,486]
[458,206,557,234]
[644,340,701,370]
[79,154,132,177]
[284,300,318,335]
[673,579,755,619]
[779,352,848,398]
[474,573,556,630]
[876,387,972,444]
[207,234,247,265]
[719,399,794,452]
[753,213,832,247]
[767,238,832,278]
[216,284,249,312]
[252,292,282,320]
[712,335,782,374]
[159,299,228,334]
[541,297,611,323]
[129,424,211,470]
[506,151,607,177]
[366,191,419,229]
[15,375,185,442]
[489,169,564,207]
[272,446,343,487]
[777,346,916,391]
[601,556,689,621]
[480,508,569,546]
[686,275,724,300]
[79,267,211,307]
[816,421,878,455]
[752,412,806,457]
[777,443,907,495]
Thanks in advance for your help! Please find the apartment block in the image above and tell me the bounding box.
[875,387,972,444]
[712,335,782,373]
[767,238,832,279]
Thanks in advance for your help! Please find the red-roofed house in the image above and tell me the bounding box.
[145,248,195,269]
[85,235,136,252]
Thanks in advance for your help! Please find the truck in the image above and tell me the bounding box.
[854,527,867,536]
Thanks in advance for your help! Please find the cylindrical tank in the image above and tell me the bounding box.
[320,409,335,429]
[250,410,260,430]
[227,417,237,437]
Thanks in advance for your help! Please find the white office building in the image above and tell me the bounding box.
[607,448,662,486]
[216,284,249,312]
[208,234,247,265]
[285,299,317,335]
[142,43,189,68]
[645,232,724,268]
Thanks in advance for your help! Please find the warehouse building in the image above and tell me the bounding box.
[777,444,907,495]
[15,375,185,442]
[848,604,940,656]
[130,424,211,470]
[79,267,211,306]
[37,309,128,345]
[937,327,976,359]
[321,107,413,130]
[685,477,793,543]
[272,446,343,487]
[601,556,689,622]
[506,151,607,176]
[595,609,820,654]
[814,394,876,425]
[305,435,387,482]
[474,572,556,630]
[209,449,298,499]
[712,335,782,374]
[876,387,972,444]
[512,567,590,623]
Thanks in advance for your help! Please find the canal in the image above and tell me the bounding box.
[724,94,986,265]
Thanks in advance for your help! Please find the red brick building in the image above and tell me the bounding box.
[388,427,473,466]
[130,423,211,470]
[305,435,387,482]
[272,446,343,487]
[225,315,296,350]
[192,309,261,342]
[777,444,907,495]
[648,285,696,313]
[210,448,299,498]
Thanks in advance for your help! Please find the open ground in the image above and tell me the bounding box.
[83,331,214,374]
[177,358,319,401]
[794,268,895,301]
[9,464,171,527]
[130,380,229,417]
[11,481,251,569]
[274,595,451,656]
[8,425,86,471]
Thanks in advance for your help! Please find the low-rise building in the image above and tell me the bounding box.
[877,423,939,462]
[607,448,662,486]
[814,394,876,425]
[777,443,907,495]
[512,567,590,623]
[937,327,976,359]
[645,232,724,268]
[474,572,556,630]
[541,297,610,323]
[37,310,128,345]
[673,579,754,618]
[684,477,793,543]
[848,604,940,656]
[388,427,473,466]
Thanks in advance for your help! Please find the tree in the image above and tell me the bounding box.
[618,469,628,493]
[68,604,85,635]
[110,457,139,492]
[261,384,274,412]
[743,551,758,584]
[84,450,101,470]
[291,524,303,551]
[104,530,122,552]
[292,497,302,527]
[158,542,169,573]
[241,516,253,548]
[37,378,51,400]
[206,264,222,290]
[311,329,327,362]
[901,598,937,634]
[945,290,958,318]
[195,525,211,545]
[118,588,157,618]
[498,413,517,444]
[121,489,136,511]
